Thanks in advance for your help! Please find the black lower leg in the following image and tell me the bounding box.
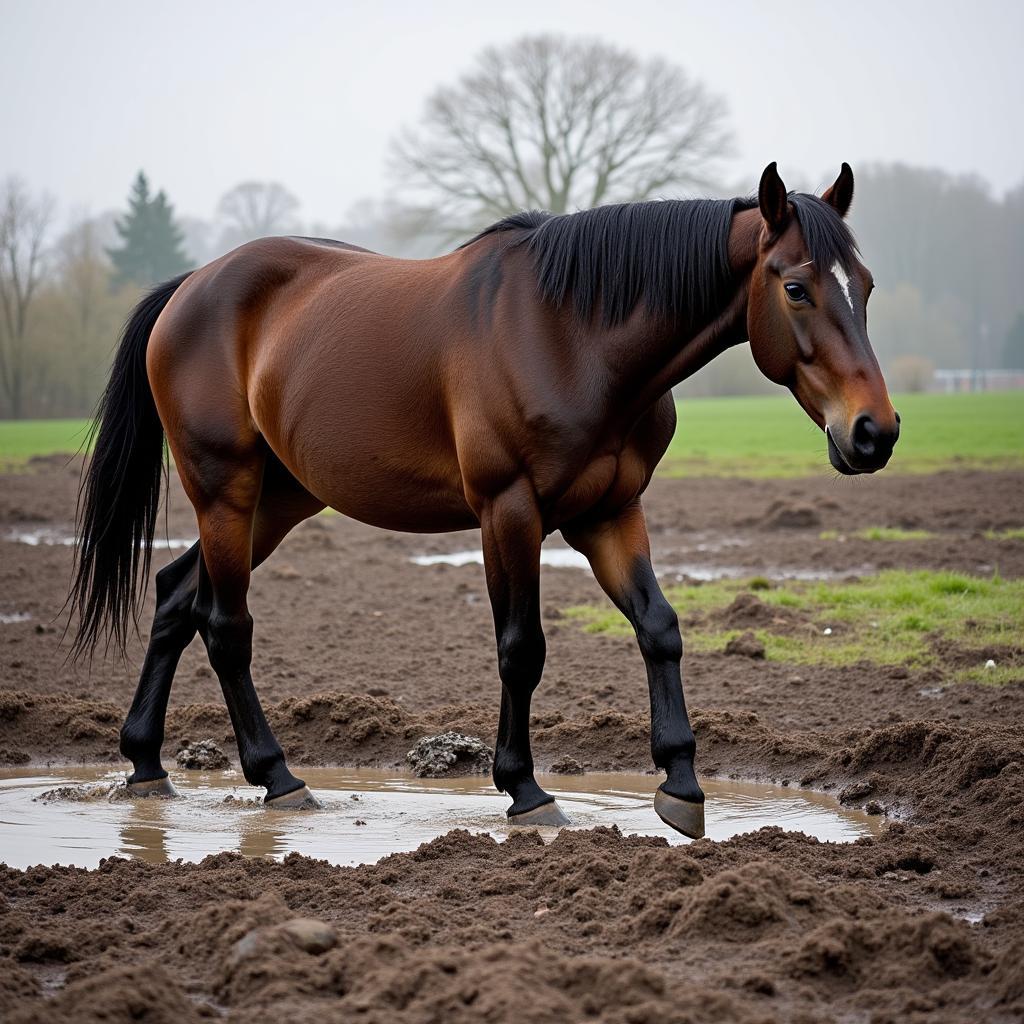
[120,544,200,784]
[492,628,553,815]
[630,561,703,804]
[199,605,303,800]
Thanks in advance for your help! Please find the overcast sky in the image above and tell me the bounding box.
[3,0,1021,227]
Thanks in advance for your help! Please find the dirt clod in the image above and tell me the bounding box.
[724,631,766,659]
[175,738,231,770]
[405,731,494,777]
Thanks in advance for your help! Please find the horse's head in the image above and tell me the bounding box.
[747,162,899,475]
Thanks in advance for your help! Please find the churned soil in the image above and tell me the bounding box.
[1,459,1023,1022]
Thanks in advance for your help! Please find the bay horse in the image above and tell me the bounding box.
[70,163,898,838]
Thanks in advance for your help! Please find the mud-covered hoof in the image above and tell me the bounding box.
[266,785,321,810]
[126,775,179,799]
[654,787,705,839]
[508,800,570,828]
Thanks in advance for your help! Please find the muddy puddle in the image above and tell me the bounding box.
[0,766,882,870]
[3,527,195,550]
[411,547,860,581]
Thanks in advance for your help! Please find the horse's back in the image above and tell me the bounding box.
[148,235,479,530]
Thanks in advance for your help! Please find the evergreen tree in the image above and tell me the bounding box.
[108,171,190,286]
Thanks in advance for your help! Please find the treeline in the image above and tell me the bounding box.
[2,164,1022,418]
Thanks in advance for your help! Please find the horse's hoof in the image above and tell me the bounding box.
[266,785,321,810]
[126,775,179,799]
[654,788,705,839]
[508,800,570,828]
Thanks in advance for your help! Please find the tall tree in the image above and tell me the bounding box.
[108,171,190,286]
[0,178,53,418]
[216,181,301,251]
[391,34,731,236]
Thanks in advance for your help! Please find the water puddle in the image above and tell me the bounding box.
[412,548,590,570]
[0,766,881,870]
[4,527,195,550]
[411,548,858,582]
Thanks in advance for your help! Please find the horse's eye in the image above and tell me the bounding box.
[784,282,808,302]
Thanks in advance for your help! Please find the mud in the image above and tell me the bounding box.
[0,460,1023,1021]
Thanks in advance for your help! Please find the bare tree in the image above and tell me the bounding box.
[391,35,731,236]
[216,181,301,251]
[0,178,53,418]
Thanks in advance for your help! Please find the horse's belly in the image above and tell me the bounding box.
[325,475,479,533]
[273,420,478,534]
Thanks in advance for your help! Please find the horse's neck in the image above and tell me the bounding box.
[617,209,761,408]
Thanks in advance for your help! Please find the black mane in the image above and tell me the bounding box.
[465,193,857,329]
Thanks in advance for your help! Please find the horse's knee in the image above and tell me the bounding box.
[637,600,682,663]
[497,625,545,691]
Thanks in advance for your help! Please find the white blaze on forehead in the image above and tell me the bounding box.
[831,260,854,313]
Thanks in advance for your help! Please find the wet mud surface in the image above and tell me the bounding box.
[1,460,1023,1021]
[0,766,880,869]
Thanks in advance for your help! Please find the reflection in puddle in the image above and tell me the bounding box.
[0,766,882,870]
[411,548,859,582]
[412,548,589,570]
[4,527,195,550]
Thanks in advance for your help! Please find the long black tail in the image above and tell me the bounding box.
[68,272,191,658]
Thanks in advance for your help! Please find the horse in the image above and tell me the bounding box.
[70,162,898,839]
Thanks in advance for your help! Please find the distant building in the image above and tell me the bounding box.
[933,369,1024,392]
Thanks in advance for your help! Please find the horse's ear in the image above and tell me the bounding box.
[822,163,854,218]
[758,162,789,233]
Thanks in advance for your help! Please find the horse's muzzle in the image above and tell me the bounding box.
[827,412,899,475]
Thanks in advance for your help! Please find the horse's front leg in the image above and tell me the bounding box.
[480,480,569,827]
[564,499,705,838]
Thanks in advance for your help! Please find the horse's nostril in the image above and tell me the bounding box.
[852,414,879,457]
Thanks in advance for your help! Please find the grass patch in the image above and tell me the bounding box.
[820,527,934,541]
[660,391,1024,477]
[564,570,1024,681]
[985,528,1024,541]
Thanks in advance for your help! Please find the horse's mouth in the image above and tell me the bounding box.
[826,426,865,476]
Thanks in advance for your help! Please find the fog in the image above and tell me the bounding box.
[2,0,1022,417]
[3,0,1022,222]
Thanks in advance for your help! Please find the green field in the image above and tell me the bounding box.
[662,391,1024,477]
[0,419,93,467]
[566,569,1024,685]
[1,391,1021,477]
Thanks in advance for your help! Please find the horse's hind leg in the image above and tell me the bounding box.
[120,458,324,796]
[121,542,201,795]
[186,451,316,806]
[480,480,569,826]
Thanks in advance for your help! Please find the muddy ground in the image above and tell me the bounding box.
[1,460,1023,1022]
